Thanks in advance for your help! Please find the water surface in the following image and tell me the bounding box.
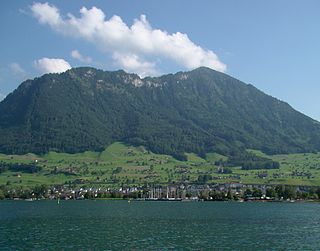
[0,200,319,250]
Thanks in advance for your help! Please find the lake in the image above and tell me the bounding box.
[0,200,319,250]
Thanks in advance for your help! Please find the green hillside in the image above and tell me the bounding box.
[0,67,320,159]
[1,143,320,188]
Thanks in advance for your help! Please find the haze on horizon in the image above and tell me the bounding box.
[1,1,320,121]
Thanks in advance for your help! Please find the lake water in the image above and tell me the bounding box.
[0,200,320,250]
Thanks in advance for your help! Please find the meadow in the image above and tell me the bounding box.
[1,142,320,188]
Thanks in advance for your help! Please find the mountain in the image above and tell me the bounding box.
[0,67,320,159]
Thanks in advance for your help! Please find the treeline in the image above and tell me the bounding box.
[0,184,144,200]
[0,162,42,174]
[241,161,279,170]
[1,184,320,201]
[197,174,214,183]
[0,184,48,200]
[217,151,280,170]
[199,186,320,201]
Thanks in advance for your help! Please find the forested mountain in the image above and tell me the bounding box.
[0,67,319,159]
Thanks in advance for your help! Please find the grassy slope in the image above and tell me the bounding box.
[0,142,320,188]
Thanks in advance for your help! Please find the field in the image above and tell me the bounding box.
[0,142,320,188]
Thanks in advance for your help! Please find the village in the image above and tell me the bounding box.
[3,182,320,202]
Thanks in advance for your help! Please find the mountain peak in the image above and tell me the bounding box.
[0,67,319,156]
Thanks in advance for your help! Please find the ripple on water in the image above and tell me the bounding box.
[1,201,320,250]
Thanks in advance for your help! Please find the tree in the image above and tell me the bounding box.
[197,174,212,184]
[266,188,276,198]
[0,189,4,200]
[316,187,320,199]
[209,190,226,201]
[252,188,262,198]
[33,184,48,198]
[244,188,252,198]
[283,186,296,200]
[199,190,209,200]
[226,189,233,200]
[275,185,285,199]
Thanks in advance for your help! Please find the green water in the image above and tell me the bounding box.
[0,201,319,250]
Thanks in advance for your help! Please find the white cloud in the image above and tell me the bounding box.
[71,50,92,63]
[34,58,71,74]
[9,63,26,77]
[112,53,158,77]
[31,2,62,28]
[31,3,226,76]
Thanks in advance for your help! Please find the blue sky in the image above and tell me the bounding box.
[1,1,320,121]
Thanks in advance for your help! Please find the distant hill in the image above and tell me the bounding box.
[0,67,319,158]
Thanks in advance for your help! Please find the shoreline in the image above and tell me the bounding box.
[2,198,319,203]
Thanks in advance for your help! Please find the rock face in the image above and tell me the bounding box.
[0,66,319,157]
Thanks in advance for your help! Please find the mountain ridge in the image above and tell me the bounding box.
[0,66,319,158]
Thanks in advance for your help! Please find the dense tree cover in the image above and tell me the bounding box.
[244,186,298,200]
[0,67,320,159]
[241,161,279,170]
[204,186,320,201]
[197,174,213,183]
[0,162,41,173]
[221,151,280,170]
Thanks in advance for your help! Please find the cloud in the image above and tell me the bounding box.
[9,63,26,77]
[112,53,158,77]
[31,2,226,76]
[71,50,92,63]
[31,2,62,28]
[34,58,71,74]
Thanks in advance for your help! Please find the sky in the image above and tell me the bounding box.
[1,1,320,121]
